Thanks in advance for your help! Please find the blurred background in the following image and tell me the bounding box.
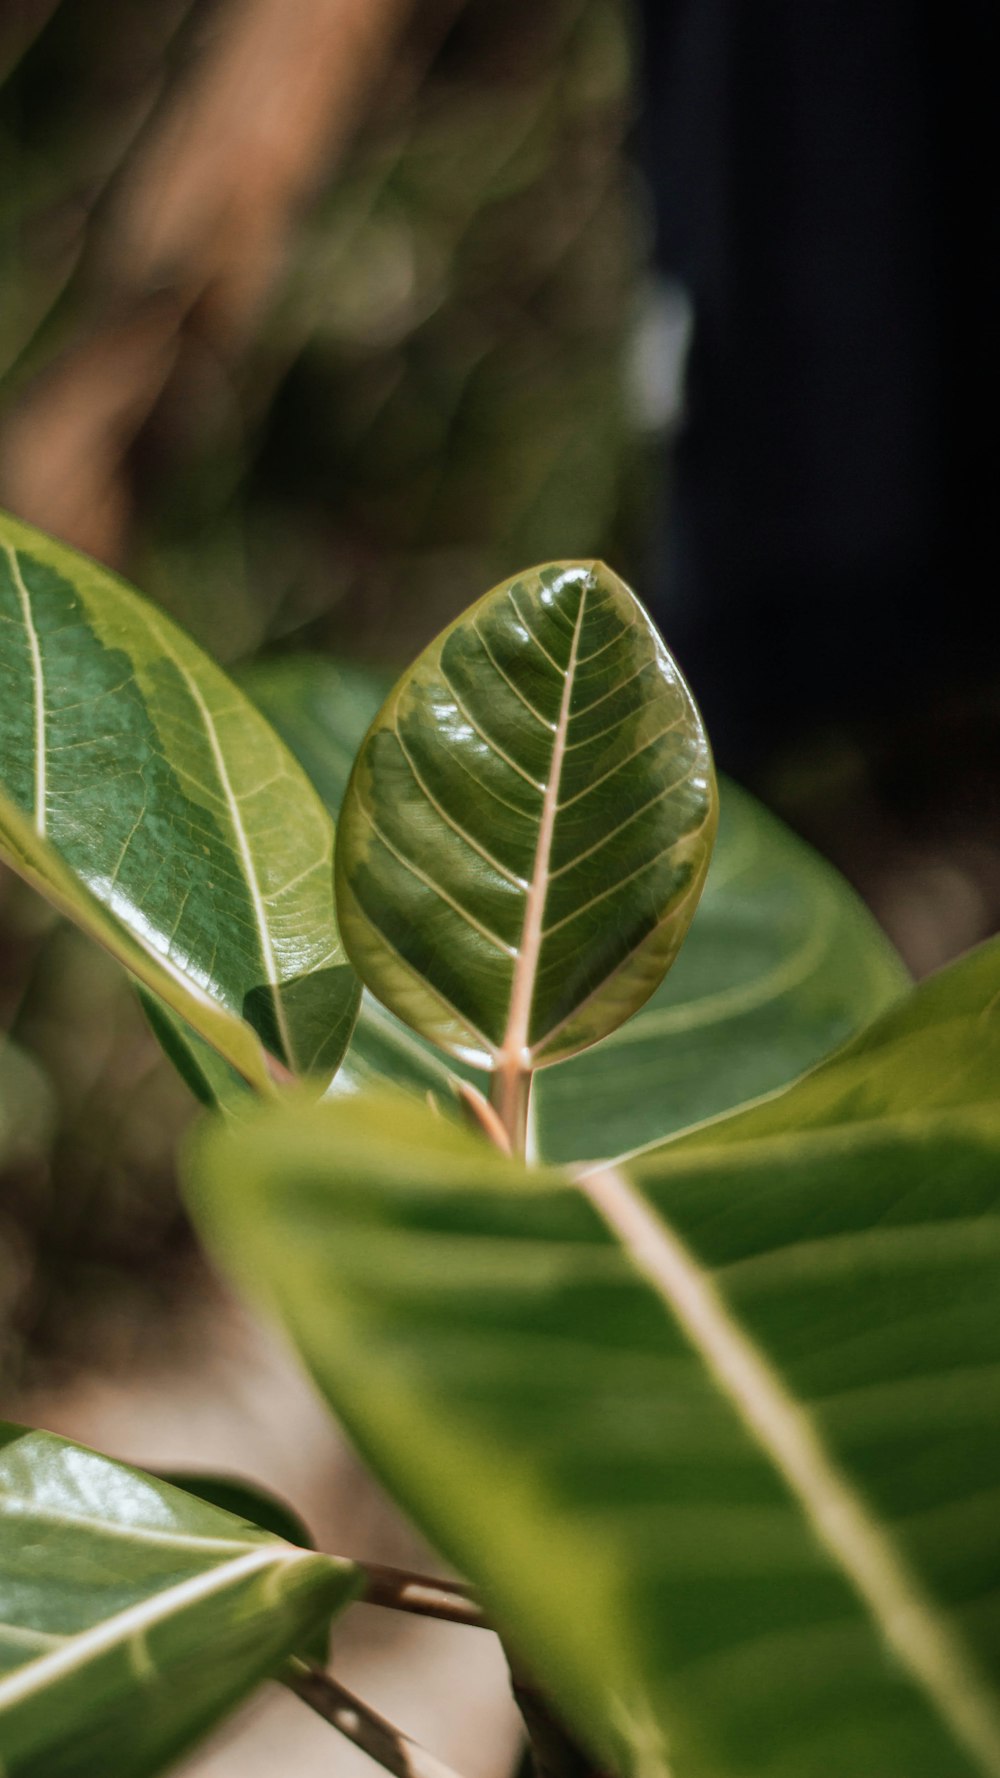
[0,0,997,1768]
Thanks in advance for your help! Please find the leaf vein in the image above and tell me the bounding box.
[393,722,528,888]
[437,668,546,792]
[557,717,685,809]
[355,796,517,958]
[472,622,557,730]
[580,1165,1000,1777]
[4,546,46,836]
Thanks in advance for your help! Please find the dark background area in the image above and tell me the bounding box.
[644,0,997,756]
[640,0,999,950]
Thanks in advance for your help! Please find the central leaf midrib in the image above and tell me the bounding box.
[0,1542,312,1709]
[501,578,589,1065]
[580,1163,1000,1778]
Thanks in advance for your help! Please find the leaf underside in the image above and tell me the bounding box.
[0,510,358,1088]
[0,1424,359,1778]
[187,939,1000,1778]
[335,561,717,1069]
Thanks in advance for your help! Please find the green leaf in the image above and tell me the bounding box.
[155,1473,313,1552]
[153,1473,332,1669]
[335,561,717,1071]
[137,990,253,1116]
[0,1423,360,1777]
[335,988,469,1109]
[186,939,1000,1778]
[247,653,471,1114]
[531,780,909,1162]
[0,511,359,1089]
[0,791,276,1094]
[242,654,389,817]
[251,653,904,1161]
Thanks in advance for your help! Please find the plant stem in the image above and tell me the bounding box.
[490,1061,532,1160]
[360,1562,487,1628]
[509,1670,611,1778]
[456,1080,513,1154]
[284,1660,471,1778]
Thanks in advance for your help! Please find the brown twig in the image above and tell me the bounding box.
[509,1669,611,1778]
[285,1660,472,1778]
[456,1079,513,1155]
[360,1561,487,1629]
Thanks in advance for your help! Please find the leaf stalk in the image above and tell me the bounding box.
[490,1062,533,1161]
[360,1562,486,1629]
[284,1660,472,1778]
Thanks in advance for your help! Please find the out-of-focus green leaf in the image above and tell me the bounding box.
[0,511,359,1090]
[532,780,909,1161]
[242,655,389,817]
[335,560,717,1069]
[187,940,1000,1778]
[0,1423,360,1777]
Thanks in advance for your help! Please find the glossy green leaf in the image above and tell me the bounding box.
[335,561,717,1071]
[187,939,1000,1778]
[153,1472,336,1669]
[251,653,904,1158]
[532,780,909,1162]
[0,790,276,1093]
[247,653,470,1113]
[0,1423,360,1777]
[0,510,359,1089]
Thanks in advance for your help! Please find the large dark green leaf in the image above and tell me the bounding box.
[0,1423,360,1777]
[250,654,906,1160]
[0,511,359,1088]
[335,562,717,1075]
[187,939,1000,1778]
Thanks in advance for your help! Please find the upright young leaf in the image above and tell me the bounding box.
[335,562,717,1074]
[187,940,1000,1778]
[247,653,482,1113]
[0,511,359,1087]
[252,656,907,1151]
[0,1424,360,1778]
